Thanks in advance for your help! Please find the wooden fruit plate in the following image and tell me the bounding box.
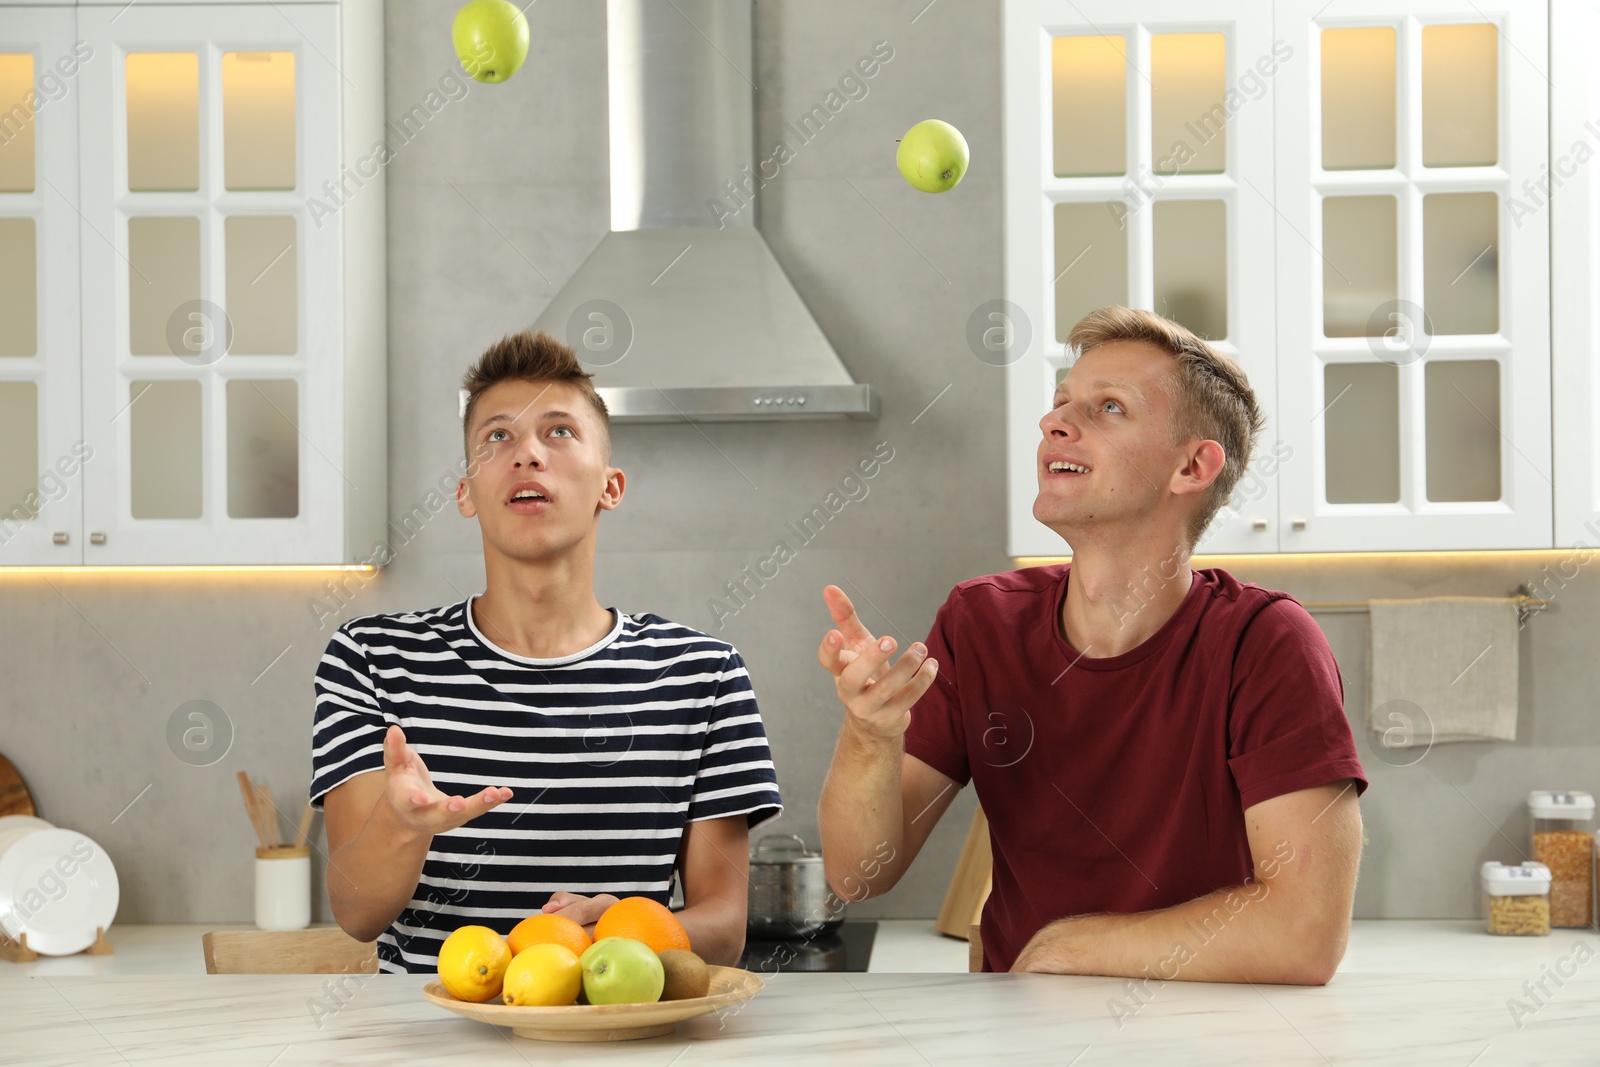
[422,964,763,1041]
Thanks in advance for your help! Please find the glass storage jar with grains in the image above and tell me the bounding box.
[1481,861,1551,936]
[1528,791,1594,928]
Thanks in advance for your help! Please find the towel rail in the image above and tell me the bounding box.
[1300,585,1548,625]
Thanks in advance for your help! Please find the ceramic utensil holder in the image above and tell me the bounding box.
[254,845,311,930]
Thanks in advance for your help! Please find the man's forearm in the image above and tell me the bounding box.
[817,718,906,897]
[327,797,433,943]
[1012,878,1348,985]
[673,896,746,967]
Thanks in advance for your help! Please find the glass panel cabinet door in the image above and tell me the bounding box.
[75,4,342,564]
[1005,0,1280,557]
[0,10,84,564]
[1273,0,1550,551]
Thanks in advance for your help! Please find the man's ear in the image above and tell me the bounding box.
[597,467,626,512]
[1171,439,1226,497]
[456,476,476,518]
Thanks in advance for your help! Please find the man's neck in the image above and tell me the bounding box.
[472,547,614,660]
[1059,544,1194,659]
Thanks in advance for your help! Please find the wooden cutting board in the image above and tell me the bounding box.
[0,753,37,818]
[935,805,991,940]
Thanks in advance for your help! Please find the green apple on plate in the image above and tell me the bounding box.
[453,0,530,84]
[579,937,665,1005]
[897,119,970,193]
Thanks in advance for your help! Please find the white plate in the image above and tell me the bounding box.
[0,815,54,860]
[0,829,118,955]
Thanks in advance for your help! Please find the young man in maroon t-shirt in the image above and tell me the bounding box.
[815,306,1367,982]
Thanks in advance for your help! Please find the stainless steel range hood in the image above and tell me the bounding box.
[529,0,878,423]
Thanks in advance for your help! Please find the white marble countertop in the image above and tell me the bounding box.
[4,921,1598,1064]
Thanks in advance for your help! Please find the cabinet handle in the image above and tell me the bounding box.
[1291,518,1307,531]
[53,531,68,545]
[90,532,107,545]
[1252,519,1268,532]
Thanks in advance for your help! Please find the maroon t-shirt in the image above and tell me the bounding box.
[904,564,1367,972]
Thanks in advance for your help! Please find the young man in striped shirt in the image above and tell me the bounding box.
[311,330,782,973]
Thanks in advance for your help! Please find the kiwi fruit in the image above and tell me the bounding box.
[657,949,710,1000]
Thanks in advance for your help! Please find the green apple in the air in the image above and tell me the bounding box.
[453,0,530,84]
[897,119,970,193]
[579,937,665,1005]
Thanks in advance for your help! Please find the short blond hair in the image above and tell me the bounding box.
[1066,307,1263,546]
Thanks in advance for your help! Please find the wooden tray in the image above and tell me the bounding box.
[422,964,763,1041]
[0,754,36,819]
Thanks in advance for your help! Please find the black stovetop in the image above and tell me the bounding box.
[738,921,877,974]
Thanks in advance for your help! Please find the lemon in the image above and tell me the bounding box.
[502,943,583,1006]
[437,925,513,1003]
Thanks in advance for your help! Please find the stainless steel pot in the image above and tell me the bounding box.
[746,833,845,938]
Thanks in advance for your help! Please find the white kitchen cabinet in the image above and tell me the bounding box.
[0,5,84,564]
[1273,0,1550,552]
[1002,0,1280,558]
[1551,0,1600,549]
[1005,0,1556,555]
[0,0,386,565]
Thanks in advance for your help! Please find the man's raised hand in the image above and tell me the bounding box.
[382,723,512,834]
[816,584,938,740]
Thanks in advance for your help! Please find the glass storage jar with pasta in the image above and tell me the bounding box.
[1528,791,1594,928]
[1481,861,1552,936]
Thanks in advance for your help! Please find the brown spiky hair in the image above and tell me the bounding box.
[461,329,612,465]
[1066,307,1264,547]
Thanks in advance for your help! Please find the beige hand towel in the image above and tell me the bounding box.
[1367,597,1520,745]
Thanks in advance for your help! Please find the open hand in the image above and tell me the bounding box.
[382,723,513,835]
[815,584,938,741]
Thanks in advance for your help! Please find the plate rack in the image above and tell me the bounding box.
[0,927,114,963]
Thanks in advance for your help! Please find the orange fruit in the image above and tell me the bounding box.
[508,912,593,958]
[593,896,691,953]
[437,925,513,1002]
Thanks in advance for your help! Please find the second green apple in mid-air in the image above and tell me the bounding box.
[452,0,530,84]
[897,119,970,193]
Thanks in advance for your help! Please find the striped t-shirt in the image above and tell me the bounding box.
[309,596,783,973]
